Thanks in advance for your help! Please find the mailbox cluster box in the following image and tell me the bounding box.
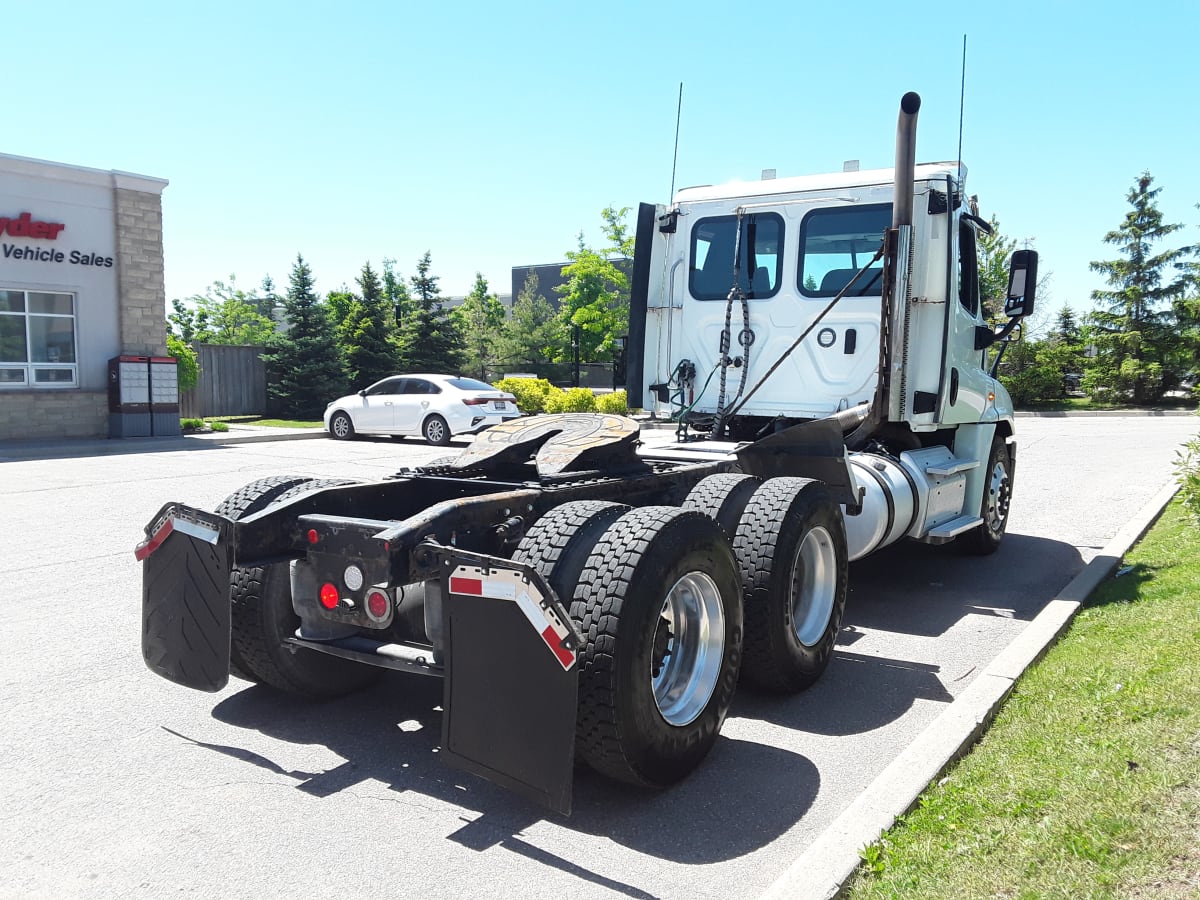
[107,356,182,438]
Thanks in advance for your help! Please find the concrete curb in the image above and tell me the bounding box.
[0,428,324,461]
[759,477,1182,900]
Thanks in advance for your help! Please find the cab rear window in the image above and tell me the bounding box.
[797,204,890,298]
[690,214,784,301]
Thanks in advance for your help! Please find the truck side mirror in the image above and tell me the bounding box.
[1004,250,1038,319]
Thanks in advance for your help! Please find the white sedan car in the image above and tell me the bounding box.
[323,374,521,445]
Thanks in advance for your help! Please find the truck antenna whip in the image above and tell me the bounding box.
[669,82,683,200]
[957,35,967,182]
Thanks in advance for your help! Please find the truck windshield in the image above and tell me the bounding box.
[798,204,891,298]
[689,213,784,301]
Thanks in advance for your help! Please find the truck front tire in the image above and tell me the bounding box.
[570,507,743,787]
[959,436,1012,555]
[734,477,848,693]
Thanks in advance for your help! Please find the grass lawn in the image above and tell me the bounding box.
[208,415,324,429]
[846,499,1200,898]
[1019,396,1198,413]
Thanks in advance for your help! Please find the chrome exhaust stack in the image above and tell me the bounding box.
[845,91,922,450]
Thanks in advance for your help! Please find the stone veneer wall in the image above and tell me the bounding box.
[114,186,167,357]
[0,390,108,441]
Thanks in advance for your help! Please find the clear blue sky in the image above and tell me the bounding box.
[6,1,1198,317]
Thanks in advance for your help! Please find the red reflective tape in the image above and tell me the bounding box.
[541,624,575,671]
[134,517,174,561]
[449,576,483,596]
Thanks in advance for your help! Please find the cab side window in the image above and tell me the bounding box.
[958,219,980,317]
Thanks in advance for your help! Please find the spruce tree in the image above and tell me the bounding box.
[264,254,346,418]
[382,257,413,329]
[395,251,465,373]
[450,273,506,380]
[1085,172,1190,403]
[340,261,399,390]
[497,271,568,375]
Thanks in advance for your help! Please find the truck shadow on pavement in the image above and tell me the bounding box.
[174,531,1079,889]
[193,675,817,881]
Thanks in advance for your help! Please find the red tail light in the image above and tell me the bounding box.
[462,397,490,406]
[319,583,339,609]
[366,589,390,621]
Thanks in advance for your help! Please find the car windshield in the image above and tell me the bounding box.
[448,377,495,391]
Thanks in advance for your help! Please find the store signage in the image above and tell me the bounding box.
[1,211,113,268]
[0,212,66,239]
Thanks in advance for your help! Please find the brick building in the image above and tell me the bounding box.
[0,153,169,439]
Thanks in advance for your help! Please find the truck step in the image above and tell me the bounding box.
[925,515,983,539]
[924,457,981,477]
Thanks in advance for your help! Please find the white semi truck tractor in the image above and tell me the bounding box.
[136,92,1036,815]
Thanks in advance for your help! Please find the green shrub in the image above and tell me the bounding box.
[180,418,204,431]
[544,387,597,414]
[208,421,229,432]
[493,377,555,414]
[595,390,628,414]
[168,334,199,393]
[1176,434,1200,527]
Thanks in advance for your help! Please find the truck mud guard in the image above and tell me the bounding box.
[136,503,234,693]
[439,548,580,816]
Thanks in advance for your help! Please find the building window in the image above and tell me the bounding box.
[797,204,891,298]
[0,289,78,387]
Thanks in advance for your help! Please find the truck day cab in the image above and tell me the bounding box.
[137,92,1035,814]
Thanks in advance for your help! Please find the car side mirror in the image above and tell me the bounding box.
[1004,249,1038,319]
[358,389,367,396]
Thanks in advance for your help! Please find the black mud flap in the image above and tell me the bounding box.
[136,503,234,692]
[440,556,580,816]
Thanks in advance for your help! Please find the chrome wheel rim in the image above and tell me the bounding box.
[984,458,1010,533]
[651,571,725,727]
[426,419,445,443]
[791,526,837,647]
[332,415,349,438]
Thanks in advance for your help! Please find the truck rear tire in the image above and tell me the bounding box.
[216,475,315,683]
[570,507,743,787]
[228,477,382,698]
[734,477,848,693]
[958,436,1012,555]
[683,473,761,539]
[511,501,629,603]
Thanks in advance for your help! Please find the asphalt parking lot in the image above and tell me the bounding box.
[1,414,1196,899]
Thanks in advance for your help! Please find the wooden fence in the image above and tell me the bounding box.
[179,344,267,418]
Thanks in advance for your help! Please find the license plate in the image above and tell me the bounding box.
[493,401,504,410]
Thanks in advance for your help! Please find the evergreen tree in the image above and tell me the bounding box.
[451,273,507,380]
[382,257,413,329]
[1049,306,1081,345]
[255,274,278,319]
[340,261,399,390]
[498,271,569,374]
[395,251,465,372]
[264,254,346,418]
[1085,172,1191,403]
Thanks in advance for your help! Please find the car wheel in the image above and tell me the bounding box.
[328,411,355,441]
[423,414,450,446]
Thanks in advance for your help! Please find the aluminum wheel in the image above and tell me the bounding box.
[983,458,1011,532]
[790,525,837,647]
[330,412,353,439]
[650,571,726,727]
